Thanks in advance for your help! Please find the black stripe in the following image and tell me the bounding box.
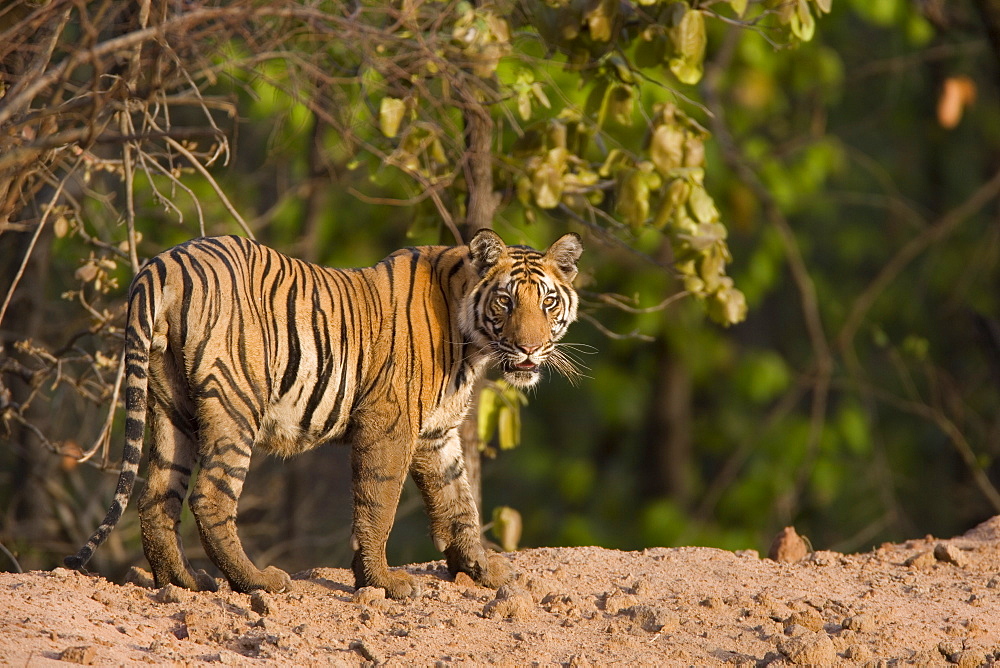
[279,280,300,396]
[125,417,144,441]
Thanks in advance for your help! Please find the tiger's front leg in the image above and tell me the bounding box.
[411,428,513,589]
[350,425,420,599]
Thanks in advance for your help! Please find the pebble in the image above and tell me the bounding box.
[842,613,876,633]
[621,605,676,633]
[482,584,534,620]
[249,590,274,616]
[154,584,190,605]
[777,632,836,665]
[934,543,968,568]
[352,586,386,606]
[904,551,936,569]
[601,589,638,614]
[59,645,96,665]
[768,527,810,563]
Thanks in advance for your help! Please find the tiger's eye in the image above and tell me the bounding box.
[495,294,512,309]
[542,295,558,308]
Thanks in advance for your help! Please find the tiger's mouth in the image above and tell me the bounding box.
[501,359,542,388]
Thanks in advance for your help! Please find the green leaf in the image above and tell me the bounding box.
[688,183,719,224]
[498,403,519,449]
[790,0,816,41]
[532,161,564,209]
[491,507,522,551]
[730,0,748,17]
[378,97,406,138]
[650,123,685,175]
[706,286,748,326]
[517,90,532,121]
[477,385,500,443]
[615,168,650,230]
[606,85,635,125]
[586,0,618,42]
[668,8,706,85]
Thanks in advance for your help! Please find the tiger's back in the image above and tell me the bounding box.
[67,230,583,598]
[147,236,479,455]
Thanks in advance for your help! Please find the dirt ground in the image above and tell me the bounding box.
[5,518,1000,666]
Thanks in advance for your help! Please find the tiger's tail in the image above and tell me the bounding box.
[64,270,155,570]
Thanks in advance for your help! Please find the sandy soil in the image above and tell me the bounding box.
[5,518,1000,666]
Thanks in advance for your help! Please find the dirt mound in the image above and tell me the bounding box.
[6,518,1000,665]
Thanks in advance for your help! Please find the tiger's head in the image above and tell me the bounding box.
[463,229,584,388]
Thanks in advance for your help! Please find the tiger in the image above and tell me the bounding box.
[65,229,583,599]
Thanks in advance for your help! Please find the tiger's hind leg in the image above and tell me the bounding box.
[188,400,290,594]
[410,428,513,589]
[138,399,217,592]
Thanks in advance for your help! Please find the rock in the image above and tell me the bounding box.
[59,645,96,665]
[844,644,873,661]
[352,586,387,606]
[934,543,968,568]
[904,550,936,569]
[956,651,988,668]
[939,640,963,662]
[249,590,274,616]
[482,584,534,620]
[154,583,190,605]
[783,623,812,638]
[785,609,824,632]
[349,639,382,663]
[768,527,811,563]
[777,632,837,665]
[600,589,638,615]
[541,592,591,617]
[621,605,676,633]
[841,613,876,633]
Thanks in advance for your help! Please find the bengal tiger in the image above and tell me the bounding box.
[65,230,583,599]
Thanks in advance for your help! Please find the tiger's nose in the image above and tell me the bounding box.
[518,343,542,355]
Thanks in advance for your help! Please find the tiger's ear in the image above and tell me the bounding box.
[545,233,583,282]
[468,229,507,275]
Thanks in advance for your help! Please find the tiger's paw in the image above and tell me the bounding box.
[475,553,514,589]
[233,565,291,594]
[445,546,514,589]
[261,565,292,593]
[358,570,421,600]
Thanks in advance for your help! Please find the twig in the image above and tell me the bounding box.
[838,166,1000,354]
[579,312,654,342]
[583,290,690,314]
[0,174,70,330]
[162,134,254,239]
[0,542,21,574]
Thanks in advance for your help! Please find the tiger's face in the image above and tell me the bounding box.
[465,230,583,388]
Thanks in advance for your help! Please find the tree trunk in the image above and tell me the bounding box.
[459,103,497,518]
